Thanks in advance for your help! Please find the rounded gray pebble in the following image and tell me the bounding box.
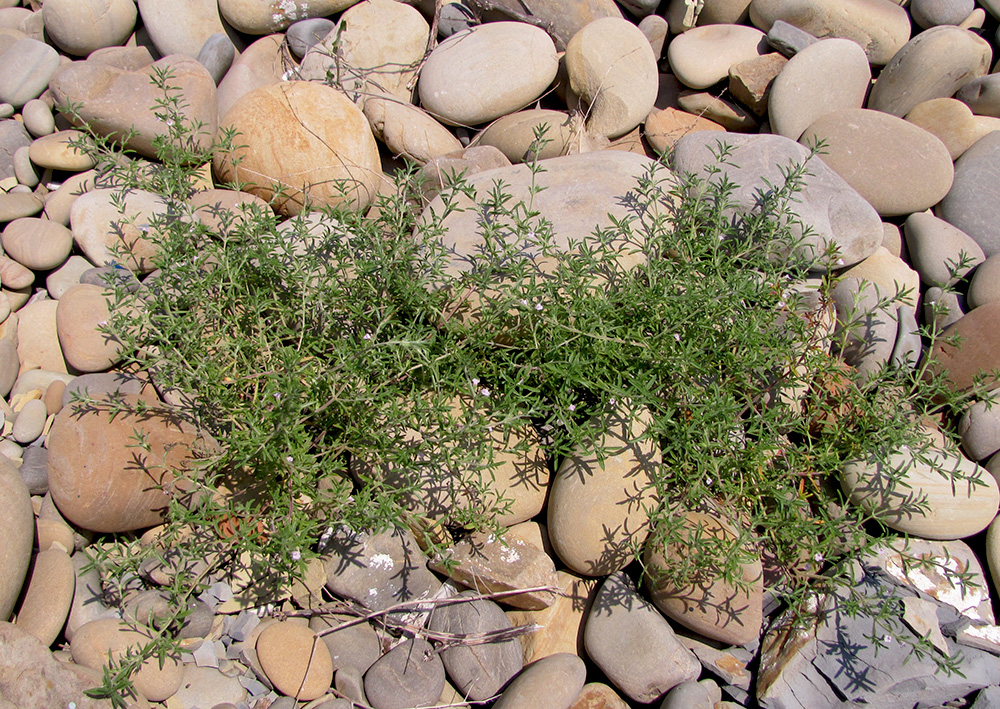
[960,399,1000,461]
[286,18,335,59]
[197,33,236,85]
[18,444,48,495]
[335,665,367,705]
[364,638,445,709]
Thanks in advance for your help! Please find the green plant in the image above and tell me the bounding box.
[70,76,994,703]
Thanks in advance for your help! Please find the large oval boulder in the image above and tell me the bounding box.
[548,402,659,576]
[419,23,558,127]
[867,26,992,118]
[799,108,954,217]
[748,0,911,65]
[671,131,882,270]
[768,38,870,140]
[48,393,217,533]
[48,54,217,160]
[565,17,658,138]
[214,81,381,215]
[842,438,1000,539]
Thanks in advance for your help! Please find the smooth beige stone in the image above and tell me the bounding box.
[548,402,659,576]
[843,433,1000,539]
[868,25,992,117]
[0,458,32,621]
[905,97,983,160]
[768,38,870,140]
[507,571,596,663]
[364,97,463,164]
[71,618,183,701]
[28,130,96,171]
[14,547,74,645]
[644,509,763,646]
[256,621,333,701]
[667,23,767,90]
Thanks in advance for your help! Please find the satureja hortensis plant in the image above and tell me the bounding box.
[66,68,993,704]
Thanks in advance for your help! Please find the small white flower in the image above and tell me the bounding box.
[363,332,372,340]
[535,303,544,311]
[526,230,536,239]
[291,550,301,561]
[273,392,281,400]
[286,455,294,464]
[705,477,713,486]
[883,635,892,644]
[472,378,480,386]
[609,397,617,406]
[480,388,491,397]
[520,299,528,307]
[776,301,786,308]
[813,552,824,563]
[836,258,845,266]
[673,333,681,342]
[568,404,576,412]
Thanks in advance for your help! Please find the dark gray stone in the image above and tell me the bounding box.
[309,613,381,675]
[584,572,700,704]
[18,444,47,495]
[364,638,445,709]
[196,33,235,85]
[766,20,819,57]
[429,591,523,700]
[335,665,367,705]
[286,18,335,59]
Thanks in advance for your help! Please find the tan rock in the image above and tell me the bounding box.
[42,0,137,57]
[667,23,767,90]
[905,97,983,160]
[14,547,75,645]
[28,130,96,171]
[71,618,183,702]
[2,217,73,271]
[219,0,360,34]
[299,0,428,105]
[800,108,954,217]
[507,571,596,663]
[749,0,911,65]
[56,284,126,373]
[48,393,215,533]
[476,109,580,163]
[49,54,217,161]
[216,34,285,119]
[843,433,1000,539]
[728,52,787,115]
[547,401,659,576]
[0,458,32,621]
[566,18,658,138]
[256,621,333,701]
[868,25,992,118]
[677,90,758,131]
[644,509,763,646]
[70,188,168,273]
[419,22,559,128]
[215,81,380,215]
[364,97,463,164]
[17,299,66,373]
